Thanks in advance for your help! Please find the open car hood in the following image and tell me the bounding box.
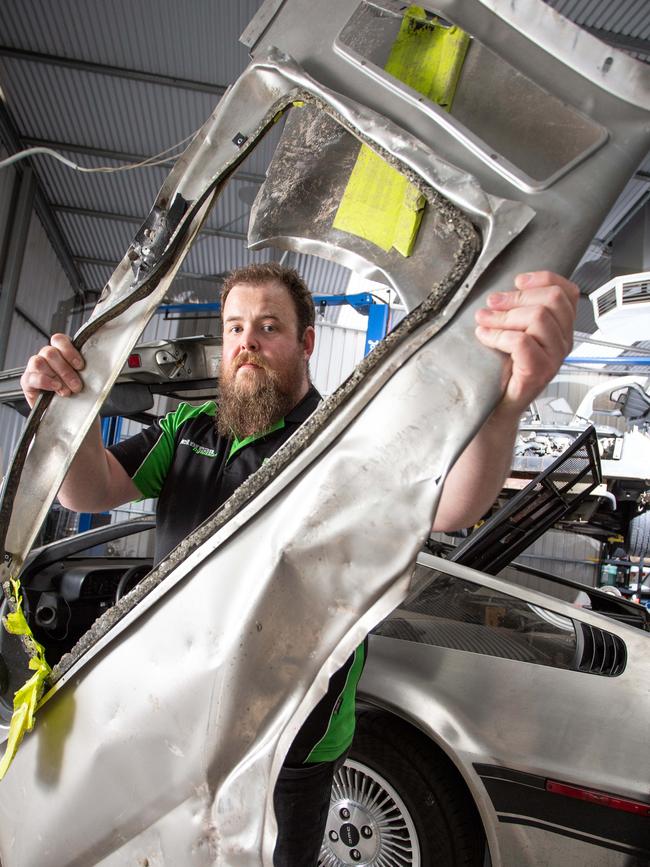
[0,1,649,864]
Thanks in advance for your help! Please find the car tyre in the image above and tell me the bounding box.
[626,510,650,558]
[319,712,485,866]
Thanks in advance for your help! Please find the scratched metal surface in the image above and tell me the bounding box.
[0,0,649,864]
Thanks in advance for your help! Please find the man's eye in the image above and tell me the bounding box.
[263,324,276,332]
[229,325,243,333]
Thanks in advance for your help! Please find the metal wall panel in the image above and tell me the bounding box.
[593,163,650,242]
[0,405,26,478]
[77,262,112,294]
[0,206,74,475]
[34,148,264,237]
[0,149,17,249]
[13,211,74,348]
[539,372,602,420]
[500,529,602,593]
[138,309,181,344]
[0,315,35,476]
[5,317,44,374]
[206,181,259,236]
[311,319,366,396]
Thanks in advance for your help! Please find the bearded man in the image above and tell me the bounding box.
[21,262,579,866]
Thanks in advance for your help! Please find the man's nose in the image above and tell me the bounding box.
[240,326,260,351]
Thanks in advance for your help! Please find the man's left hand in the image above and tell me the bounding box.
[474,270,579,415]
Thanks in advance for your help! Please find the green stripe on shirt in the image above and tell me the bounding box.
[305,642,366,763]
[132,401,216,498]
[227,417,285,462]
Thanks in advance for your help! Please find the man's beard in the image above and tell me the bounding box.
[217,349,306,438]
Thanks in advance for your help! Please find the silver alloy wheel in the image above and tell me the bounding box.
[318,759,421,866]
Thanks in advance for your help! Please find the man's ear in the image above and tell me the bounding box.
[302,325,315,359]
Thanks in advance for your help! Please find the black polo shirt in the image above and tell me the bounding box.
[109,386,321,563]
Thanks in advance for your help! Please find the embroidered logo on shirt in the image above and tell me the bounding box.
[179,438,218,458]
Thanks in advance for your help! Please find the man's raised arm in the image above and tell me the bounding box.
[433,271,579,532]
[20,333,140,513]
[21,270,576,526]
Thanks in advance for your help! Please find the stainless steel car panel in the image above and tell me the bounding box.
[0,1,649,865]
[360,555,650,866]
[244,0,650,192]
[0,43,531,585]
[361,640,649,865]
[0,334,506,866]
[494,826,632,867]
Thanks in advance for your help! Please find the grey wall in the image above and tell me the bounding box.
[0,149,75,476]
[611,201,650,277]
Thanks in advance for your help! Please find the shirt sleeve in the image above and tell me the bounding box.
[107,410,179,499]
[107,401,217,499]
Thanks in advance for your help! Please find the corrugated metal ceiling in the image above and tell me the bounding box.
[549,0,650,42]
[0,0,258,84]
[0,0,649,323]
[0,0,290,304]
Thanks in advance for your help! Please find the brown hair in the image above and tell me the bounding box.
[220,263,315,338]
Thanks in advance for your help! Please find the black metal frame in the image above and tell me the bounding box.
[452,425,602,575]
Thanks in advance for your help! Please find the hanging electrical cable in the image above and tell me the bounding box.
[0,135,195,174]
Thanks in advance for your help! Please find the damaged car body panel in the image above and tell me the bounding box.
[0,46,530,575]
[0,1,648,865]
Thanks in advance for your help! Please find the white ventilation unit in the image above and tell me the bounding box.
[590,272,650,341]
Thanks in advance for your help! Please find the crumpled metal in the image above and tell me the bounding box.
[0,0,649,864]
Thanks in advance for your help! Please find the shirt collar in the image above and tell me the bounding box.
[285,384,322,426]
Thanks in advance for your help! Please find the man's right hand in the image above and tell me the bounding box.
[20,334,85,408]
[19,334,140,512]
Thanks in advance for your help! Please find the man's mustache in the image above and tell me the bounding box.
[234,351,271,372]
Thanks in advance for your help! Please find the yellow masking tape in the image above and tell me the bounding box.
[0,578,51,780]
[386,7,470,110]
[333,6,469,257]
[333,150,426,256]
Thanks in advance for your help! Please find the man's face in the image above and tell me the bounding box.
[218,281,315,437]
